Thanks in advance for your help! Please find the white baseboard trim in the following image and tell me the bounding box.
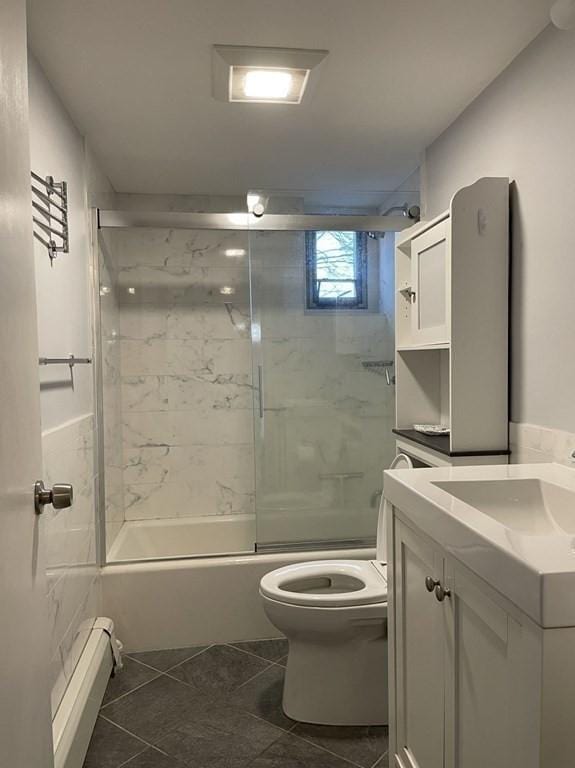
[52,619,118,768]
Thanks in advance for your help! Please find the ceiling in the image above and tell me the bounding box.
[27,0,551,197]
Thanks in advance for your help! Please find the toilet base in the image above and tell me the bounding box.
[282,633,388,726]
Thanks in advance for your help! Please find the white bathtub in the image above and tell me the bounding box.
[102,545,375,651]
[107,514,256,562]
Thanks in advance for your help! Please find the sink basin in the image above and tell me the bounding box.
[432,478,575,535]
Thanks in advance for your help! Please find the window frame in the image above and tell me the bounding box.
[305,230,369,310]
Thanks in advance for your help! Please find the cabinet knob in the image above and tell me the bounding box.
[425,576,440,592]
[435,584,451,602]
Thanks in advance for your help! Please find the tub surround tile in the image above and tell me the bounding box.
[113,226,392,530]
[42,414,100,713]
[128,645,209,672]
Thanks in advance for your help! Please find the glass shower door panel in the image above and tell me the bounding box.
[250,228,396,551]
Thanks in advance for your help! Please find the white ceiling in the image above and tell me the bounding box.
[27,0,551,197]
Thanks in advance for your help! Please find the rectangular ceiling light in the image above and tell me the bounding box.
[230,66,309,104]
[213,45,328,105]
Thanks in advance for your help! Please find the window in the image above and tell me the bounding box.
[306,231,368,310]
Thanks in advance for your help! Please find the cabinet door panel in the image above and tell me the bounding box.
[411,221,450,345]
[394,521,444,768]
[444,563,526,768]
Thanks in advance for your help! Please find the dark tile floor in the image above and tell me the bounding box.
[84,639,388,768]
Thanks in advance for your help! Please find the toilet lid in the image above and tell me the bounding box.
[260,560,387,608]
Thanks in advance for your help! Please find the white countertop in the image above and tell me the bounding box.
[384,462,575,628]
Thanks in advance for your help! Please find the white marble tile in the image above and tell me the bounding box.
[115,227,249,269]
[122,408,253,449]
[167,302,250,340]
[122,375,169,412]
[166,372,253,412]
[120,303,168,341]
[167,339,252,377]
[117,264,250,306]
[124,444,254,521]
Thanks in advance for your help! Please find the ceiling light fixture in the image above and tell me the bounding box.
[224,248,246,258]
[213,45,328,105]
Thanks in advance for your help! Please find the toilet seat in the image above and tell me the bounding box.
[259,560,387,608]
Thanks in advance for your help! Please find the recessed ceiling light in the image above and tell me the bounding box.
[213,45,328,105]
[224,248,246,258]
[230,67,308,104]
[244,70,292,99]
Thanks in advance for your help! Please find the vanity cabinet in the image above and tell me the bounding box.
[391,516,545,768]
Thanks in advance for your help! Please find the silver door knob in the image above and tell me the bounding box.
[435,584,451,602]
[34,480,73,514]
[425,576,440,592]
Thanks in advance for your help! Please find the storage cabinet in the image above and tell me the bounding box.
[394,177,510,464]
[410,220,449,346]
[390,514,564,768]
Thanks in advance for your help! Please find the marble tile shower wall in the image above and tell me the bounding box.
[43,415,99,714]
[113,228,254,521]
[99,234,125,552]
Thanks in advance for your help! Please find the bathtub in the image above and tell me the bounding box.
[101,545,375,652]
[107,514,256,562]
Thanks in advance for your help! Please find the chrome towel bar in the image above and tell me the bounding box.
[39,355,92,367]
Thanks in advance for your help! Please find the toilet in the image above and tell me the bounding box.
[259,453,413,726]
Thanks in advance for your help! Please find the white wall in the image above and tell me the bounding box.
[422,25,575,433]
[27,53,116,714]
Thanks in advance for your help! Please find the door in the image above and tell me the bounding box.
[443,561,537,768]
[394,520,445,768]
[411,220,450,346]
[249,224,396,552]
[0,1,54,765]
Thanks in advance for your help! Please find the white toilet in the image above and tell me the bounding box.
[259,453,413,726]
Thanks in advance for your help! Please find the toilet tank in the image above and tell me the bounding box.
[377,454,413,560]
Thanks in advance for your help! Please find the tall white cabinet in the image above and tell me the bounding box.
[394,177,510,466]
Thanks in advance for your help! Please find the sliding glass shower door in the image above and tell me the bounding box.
[249,223,397,552]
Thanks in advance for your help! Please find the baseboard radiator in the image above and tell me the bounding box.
[52,618,122,768]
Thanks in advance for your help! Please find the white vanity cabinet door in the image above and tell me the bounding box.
[410,220,450,346]
[394,521,445,768]
[443,561,540,768]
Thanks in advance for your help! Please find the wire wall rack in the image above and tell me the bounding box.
[31,171,69,264]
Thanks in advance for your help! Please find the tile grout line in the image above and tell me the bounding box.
[285,728,368,768]
[369,750,389,768]
[98,713,160,756]
[224,642,287,667]
[124,643,213,674]
[100,672,164,710]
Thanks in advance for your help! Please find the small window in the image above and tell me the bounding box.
[306,231,368,310]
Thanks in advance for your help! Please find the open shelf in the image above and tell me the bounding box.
[392,429,510,458]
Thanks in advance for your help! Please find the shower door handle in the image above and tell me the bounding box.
[258,364,264,418]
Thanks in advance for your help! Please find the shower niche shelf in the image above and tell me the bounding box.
[394,177,510,465]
